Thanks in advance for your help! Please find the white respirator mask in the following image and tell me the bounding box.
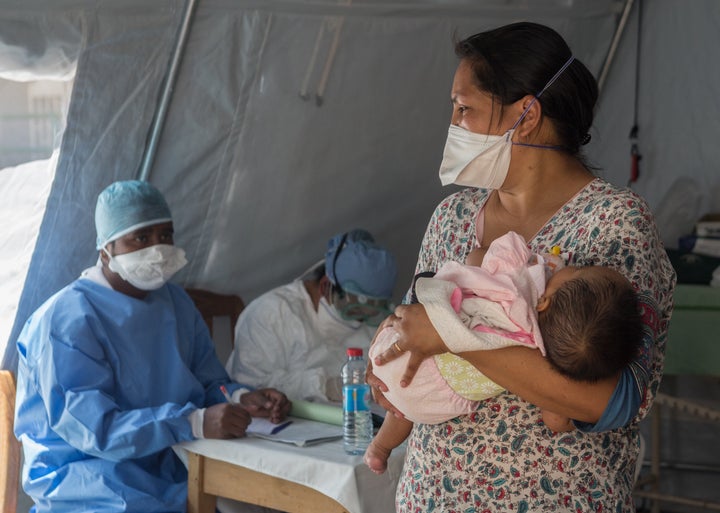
[438,125,514,189]
[105,244,188,290]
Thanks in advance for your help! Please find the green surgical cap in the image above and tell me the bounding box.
[95,180,172,249]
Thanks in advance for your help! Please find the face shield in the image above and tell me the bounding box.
[330,286,394,327]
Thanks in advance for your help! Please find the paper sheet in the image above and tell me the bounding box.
[248,416,343,446]
[247,417,293,435]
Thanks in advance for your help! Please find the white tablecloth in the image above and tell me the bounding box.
[174,436,405,513]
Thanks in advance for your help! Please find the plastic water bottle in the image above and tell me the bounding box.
[341,347,373,455]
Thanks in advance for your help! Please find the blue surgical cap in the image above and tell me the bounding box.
[325,229,398,300]
[95,180,172,249]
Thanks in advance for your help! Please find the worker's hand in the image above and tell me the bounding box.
[372,304,449,388]
[240,388,292,424]
[203,403,252,439]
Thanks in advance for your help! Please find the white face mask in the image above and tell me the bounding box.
[105,244,188,290]
[438,125,514,189]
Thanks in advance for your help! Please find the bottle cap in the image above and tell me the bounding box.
[346,347,363,357]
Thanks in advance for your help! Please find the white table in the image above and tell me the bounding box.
[174,436,405,513]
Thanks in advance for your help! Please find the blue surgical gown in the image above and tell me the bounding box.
[14,277,243,513]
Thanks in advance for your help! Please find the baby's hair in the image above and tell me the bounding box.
[538,268,643,382]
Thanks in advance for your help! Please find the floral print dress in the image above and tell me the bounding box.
[396,178,676,513]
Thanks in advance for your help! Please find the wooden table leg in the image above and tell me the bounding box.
[187,451,218,513]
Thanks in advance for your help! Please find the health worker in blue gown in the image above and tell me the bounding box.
[14,180,291,513]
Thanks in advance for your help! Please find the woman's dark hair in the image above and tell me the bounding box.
[455,22,598,157]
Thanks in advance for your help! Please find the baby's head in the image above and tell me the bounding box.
[537,266,643,382]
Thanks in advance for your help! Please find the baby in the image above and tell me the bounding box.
[364,231,642,474]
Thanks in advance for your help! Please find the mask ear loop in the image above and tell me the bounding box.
[509,55,575,149]
[101,246,114,264]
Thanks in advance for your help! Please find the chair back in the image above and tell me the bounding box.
[185,289,245,347]
[0,370,20,513]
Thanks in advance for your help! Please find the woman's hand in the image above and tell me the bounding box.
[365,315,404,417]
[373,304,449,387]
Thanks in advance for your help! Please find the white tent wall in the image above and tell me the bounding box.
[585,0,720,239]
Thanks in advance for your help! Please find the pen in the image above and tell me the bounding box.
[220,385,234,403]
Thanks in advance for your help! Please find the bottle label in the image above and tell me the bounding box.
[343,384,371,412]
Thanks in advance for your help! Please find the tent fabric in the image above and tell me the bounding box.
[588,1,720,237]
[1,1,184,368]
[0,4,82,81]
[0,153,56,354]
[2,0,720,370]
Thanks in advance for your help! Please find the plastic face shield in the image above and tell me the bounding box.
[332,291,393,327]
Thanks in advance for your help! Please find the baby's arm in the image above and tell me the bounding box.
[364,414,413,475]
[541,409,575,432]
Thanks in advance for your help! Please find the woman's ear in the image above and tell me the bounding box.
[515,94,542,138]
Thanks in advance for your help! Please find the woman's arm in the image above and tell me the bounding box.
[372,302,615,423]
[460,345,616,422]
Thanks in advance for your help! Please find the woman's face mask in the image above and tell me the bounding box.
[438,125,514,189]
[104,244,187,290]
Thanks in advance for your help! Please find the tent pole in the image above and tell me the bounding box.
[597,0,635,94]
[137,0,198,181]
